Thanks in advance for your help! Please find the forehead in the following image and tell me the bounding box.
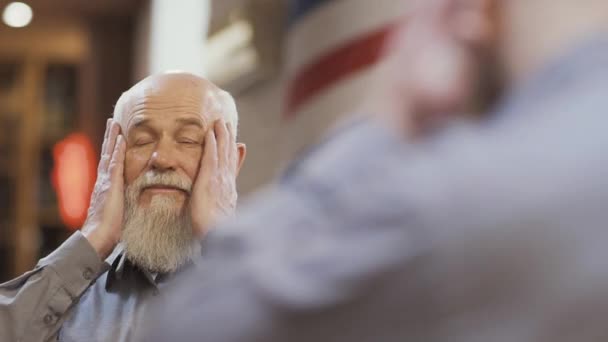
[117,78,224,130]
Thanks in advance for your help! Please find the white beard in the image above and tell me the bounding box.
[120,171,200,273]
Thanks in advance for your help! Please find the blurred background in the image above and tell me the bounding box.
[0,0,407,281]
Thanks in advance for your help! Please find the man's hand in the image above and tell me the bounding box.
[82,119,126,259]
[190,119,239,237]
[362,0,487,139]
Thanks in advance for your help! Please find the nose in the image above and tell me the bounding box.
[149,137,178,171]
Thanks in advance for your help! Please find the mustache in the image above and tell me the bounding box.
[130,171,193,194]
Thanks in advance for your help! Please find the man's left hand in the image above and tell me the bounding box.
[190,119,239,237]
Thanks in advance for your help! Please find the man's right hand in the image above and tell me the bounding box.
[82,119,126,259]
[362,0,491,139]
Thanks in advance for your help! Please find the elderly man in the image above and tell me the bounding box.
[0,72,246,341]
[148,0,608,341]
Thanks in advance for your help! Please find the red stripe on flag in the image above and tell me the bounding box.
[284,24,395,119]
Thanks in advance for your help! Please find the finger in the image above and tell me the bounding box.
[103,118,112,140]
[214,119,229,166]
[98,119,113,173]
[100,122,121,173]
[107,121,121,155]
[108,135,126,181]
[226,122,238,170]
[201,127,218,175]
[100,118,112,158]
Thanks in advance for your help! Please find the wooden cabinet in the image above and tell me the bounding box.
[0,16,88,280]
[0,61,21,279]
[0,9,136,282]
[0,59,77,279]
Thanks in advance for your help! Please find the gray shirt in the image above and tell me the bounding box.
[146,37,608,342]
[0,232,171,342]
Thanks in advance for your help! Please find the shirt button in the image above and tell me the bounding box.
[43,314,54,325]
[83,268,94,280]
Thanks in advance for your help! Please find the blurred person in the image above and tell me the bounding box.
[144,0,608,341]
[0,72,246,341]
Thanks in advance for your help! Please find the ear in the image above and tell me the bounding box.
[235,143,247,177]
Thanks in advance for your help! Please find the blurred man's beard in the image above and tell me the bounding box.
[121,171,200,273]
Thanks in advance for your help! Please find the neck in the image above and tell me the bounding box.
[500,0,608,86]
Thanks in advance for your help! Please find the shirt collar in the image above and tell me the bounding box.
[104,242,203,292]
[104,244,160,291]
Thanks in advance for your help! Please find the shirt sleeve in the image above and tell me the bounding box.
[0,231,109,342]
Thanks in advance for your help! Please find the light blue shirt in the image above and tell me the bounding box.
[147,37,608,342]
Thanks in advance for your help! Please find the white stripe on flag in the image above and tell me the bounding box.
[281,68,377,160]
[285,0,410,76]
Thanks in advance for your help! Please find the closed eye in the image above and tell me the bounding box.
[178,140,199,145]
[134,139,154,146]
[177,134,201,145]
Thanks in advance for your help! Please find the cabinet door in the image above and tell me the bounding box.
[0,61,22,281]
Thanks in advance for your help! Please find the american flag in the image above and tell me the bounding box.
[281,0,408,160]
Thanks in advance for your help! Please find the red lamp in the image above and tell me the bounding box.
[51,133,97,229]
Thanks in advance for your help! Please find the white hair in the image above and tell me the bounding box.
[206,87,239,137]
[113,72,240,137]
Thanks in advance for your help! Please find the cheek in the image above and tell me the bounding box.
[124,148,152,184]
[181,148,202,181]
